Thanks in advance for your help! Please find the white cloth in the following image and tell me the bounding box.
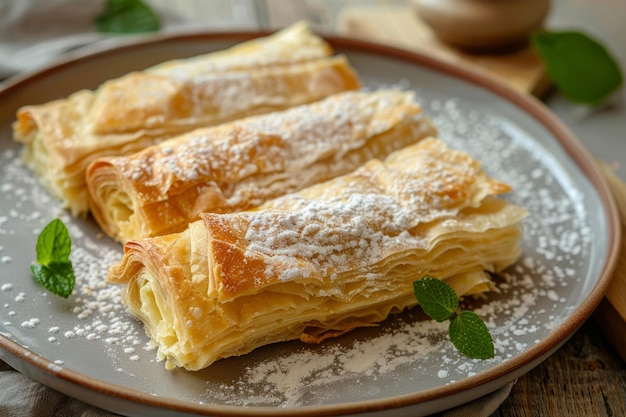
[0,359,118,417]
[0,0,261,79]
[0,0,106,77]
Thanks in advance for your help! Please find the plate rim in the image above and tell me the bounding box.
[0,29,621,416]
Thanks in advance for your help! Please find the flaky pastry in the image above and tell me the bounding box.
[107,138,527,371]
[87,89,437,243]
[13,22,360,215]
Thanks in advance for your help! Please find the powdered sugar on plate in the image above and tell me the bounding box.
[0,83,604,410]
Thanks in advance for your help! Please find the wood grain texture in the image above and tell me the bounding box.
[596,162,626,329]
[493,321,626,417]
[595,299,626,363]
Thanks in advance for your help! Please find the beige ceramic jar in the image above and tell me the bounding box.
[413,0,551,50]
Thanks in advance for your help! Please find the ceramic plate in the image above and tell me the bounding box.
[0,32,620,417]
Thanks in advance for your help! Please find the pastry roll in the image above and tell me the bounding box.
[13,21,360,215]
[107,138,527,371]
[86,89,437,243]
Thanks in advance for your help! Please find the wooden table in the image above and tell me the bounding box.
[493,319,626,416]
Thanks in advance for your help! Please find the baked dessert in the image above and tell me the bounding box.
[86,89,437,243]
[107,138,527,371]
[13,22,360,215]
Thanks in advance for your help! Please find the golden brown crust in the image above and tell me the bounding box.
[13,22,360,216]
[87,89,437,243]
[107,138,526,371]
[89,55,360,136]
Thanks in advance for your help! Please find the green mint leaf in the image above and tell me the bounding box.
[532,30,623,106]
[449,310,494,360]
[31,218,76,298]
[95,0,160,34]
[413,276,495,360]
[35,218,71,265]
[30,262,75,299]
[412,277,458,322]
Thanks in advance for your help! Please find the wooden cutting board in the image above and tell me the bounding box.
[336,5,550,97]
[593,164,626,361]
[337,5,626,360]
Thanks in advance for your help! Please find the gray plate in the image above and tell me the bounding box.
[0,32,620,417]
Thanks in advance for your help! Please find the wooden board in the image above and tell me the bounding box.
[336,6,550,97]
[593,163,626,361]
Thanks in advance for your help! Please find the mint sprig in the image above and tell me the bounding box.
[532,30,623,106]
[449,310,494,360]
[95,0,161,34]
[30,219,75,298]
[413,276,494,360]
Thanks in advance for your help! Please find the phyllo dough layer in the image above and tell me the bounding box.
[108,138,527,371]
[13,22,360,215]
[87,89,436,243]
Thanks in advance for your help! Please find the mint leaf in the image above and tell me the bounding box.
[413,276,494,360]
[532,31,623,106]
[449,311,494,359]
[30,262,75,299]
[413,277,458,322]
[95,0,160,34]
[31,219,75,298]
[35,218,71,265]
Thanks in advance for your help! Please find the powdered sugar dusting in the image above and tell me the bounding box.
[117,90,422,195]
[0,148,148,370]
[236,138,491,283]
[0,80,606,410]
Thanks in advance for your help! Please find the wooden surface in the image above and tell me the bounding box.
[594,164,626,363]
[492,320,626,416]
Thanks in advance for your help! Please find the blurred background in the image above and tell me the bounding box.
[3,0,622,174]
